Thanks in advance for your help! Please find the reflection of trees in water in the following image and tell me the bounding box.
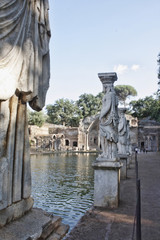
[31,153,95,227]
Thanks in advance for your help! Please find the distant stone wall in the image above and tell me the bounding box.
[125,114,138,127]
[138,118,160,152]
[130,126,138,150]
[29,114,140,152]
[29,124,79,151]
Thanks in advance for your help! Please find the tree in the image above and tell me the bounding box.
[76,93,104,118]
[28,110,46,127]
[129,95,160,122]
[46,99,81,127]
[114,85,137,107]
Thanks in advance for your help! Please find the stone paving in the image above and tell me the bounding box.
[65,152,160,240]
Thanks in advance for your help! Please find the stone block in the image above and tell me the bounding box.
[40,216,62,239]
[47,233,61,240]
[0,208,69,240]
[92,161,122,208]
[47,224,70,240]
[0,197,34,228]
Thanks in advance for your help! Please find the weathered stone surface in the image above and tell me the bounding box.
[47,233,61,240]
[39,216,62,240]
[92,72,122,209]
[98,72,119,161]
[126,120,132,156]
[0,208,69,240]
[118,108,128,155]
[55,223,70,237]
[0,197,34,228]
[93,161,122,208]
[47,224,70,240]
[0,0,51,223]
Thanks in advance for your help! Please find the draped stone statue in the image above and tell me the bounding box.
[126,120,132,155]
[93,73,122,209]
[0,0,50,218]
[117,108,127,155]
[98,73,119,161]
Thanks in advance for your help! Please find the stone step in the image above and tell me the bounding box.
[0,208,69,240]
[38,215,62,240]
[46,223,70,240]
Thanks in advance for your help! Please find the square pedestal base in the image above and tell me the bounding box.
[0,197,34,228]
[92,161,122,208]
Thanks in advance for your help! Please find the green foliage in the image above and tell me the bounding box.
[46,99,81,127]
[129,95,160,122]
[28,110,46,127]
[76,92,104,118]
[115,85,137,106]
[45,93,104,126]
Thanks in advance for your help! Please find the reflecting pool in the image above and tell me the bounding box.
[31,153,97,230]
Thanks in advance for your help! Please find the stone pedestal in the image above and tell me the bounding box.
[0,197,34,228]
[92,160,122,208]
[119,154,128,179]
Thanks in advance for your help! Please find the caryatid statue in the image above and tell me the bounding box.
[126,120,132,155]
[98,73,119,161]
[117,108,127,155]
[0,1,50,211]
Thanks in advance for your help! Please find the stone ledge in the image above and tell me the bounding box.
[118,154,128,159]
[0,208,69,240]
[46,224,70,240]
[0,197,34,228]
[92,161,122,170]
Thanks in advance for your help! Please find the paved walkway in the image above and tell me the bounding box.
[65,152,160,240]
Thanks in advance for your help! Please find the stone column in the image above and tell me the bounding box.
[92,72,122,208]
[118,108,128,179]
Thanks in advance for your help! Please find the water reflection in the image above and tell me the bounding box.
[31,153,97,229]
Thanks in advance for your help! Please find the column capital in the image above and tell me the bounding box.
[98,72,117,86]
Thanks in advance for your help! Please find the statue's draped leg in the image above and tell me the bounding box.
[0,95,31,210]
[0,99,10,210]
[12,97,31,202]
[7,96,19,206]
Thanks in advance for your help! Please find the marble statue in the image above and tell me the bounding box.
[126,120,132,155]
[0,0,50,213]
[98,73,119,160]
[117,108,127,155]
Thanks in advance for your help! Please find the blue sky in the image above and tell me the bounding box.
[46,0,160,105]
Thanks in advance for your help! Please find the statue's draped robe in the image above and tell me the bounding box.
[99,89,119,159]
[0,0,50,210]
[118,114,127,154]
[100,91,118,144]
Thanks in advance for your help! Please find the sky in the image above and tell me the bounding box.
[46,0,160,106]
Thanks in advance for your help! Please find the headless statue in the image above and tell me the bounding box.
[0,0,50,211]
